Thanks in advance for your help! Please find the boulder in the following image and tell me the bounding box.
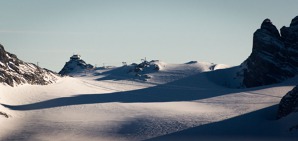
[277,86,298,119]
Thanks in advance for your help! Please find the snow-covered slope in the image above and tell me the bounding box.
[1,61,297,141]
[94,60,229,84]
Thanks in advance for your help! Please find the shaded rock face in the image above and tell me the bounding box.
[241,16,298,88]
[277,86,298,119]
[59,55,94,75]
[0,44,58,86]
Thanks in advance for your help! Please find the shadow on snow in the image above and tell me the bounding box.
[1,70,290,111]
[146,105,297,141]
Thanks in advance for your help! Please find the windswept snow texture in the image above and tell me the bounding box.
[1,61,297,141]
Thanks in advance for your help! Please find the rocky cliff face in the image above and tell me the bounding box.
[277,85,298,119]
[59,55,94,76]
[241,16,298,88]
[0,44,58,86]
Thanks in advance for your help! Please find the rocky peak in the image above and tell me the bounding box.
[281,16,298,46]
[241,16,298,88]
[290,16,298,27]
[260,18,280,38]
[59,54,94,76]
[0,44,59,86]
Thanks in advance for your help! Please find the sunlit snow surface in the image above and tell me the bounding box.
[1,61,297,141]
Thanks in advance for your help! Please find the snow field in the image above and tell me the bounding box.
[1,61,297,141]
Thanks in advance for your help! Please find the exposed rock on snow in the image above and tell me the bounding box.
[241,16,298,88]
[127,60,162,81]
[0,44,58,86]
[59,54,94,76]
[277,86,298,119]
[0,111,10,118]
[95,60,220,84]
[129,60,161,73]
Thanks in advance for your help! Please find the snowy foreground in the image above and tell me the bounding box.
[1,62,298,141]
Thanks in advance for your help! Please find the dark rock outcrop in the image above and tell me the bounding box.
[0,44,58,86]
[241,16,298,88]
[127,60,160,80]
[277,86,298,119]
[129,60,160,73]
[0,111,10,118]
[59,55,94,75]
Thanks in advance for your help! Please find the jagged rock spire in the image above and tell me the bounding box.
[241,16,298,88]
[260,18,280,38]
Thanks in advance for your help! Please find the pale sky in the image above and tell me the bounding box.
[0,0,298,72]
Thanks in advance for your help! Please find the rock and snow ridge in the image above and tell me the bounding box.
[59,54,94,76]
[0,44,58,86]
[240,16,298,88]
[92,60,230,84]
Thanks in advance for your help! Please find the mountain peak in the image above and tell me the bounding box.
[260,18,280,38]
[59,54,94,76]
[290,16,298,27]
[0,44,59,86]
[262,18,272,24]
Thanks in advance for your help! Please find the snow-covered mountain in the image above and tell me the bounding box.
[240,16,298,88]
[59,54,94,76]
[0,44,58,86]
[2,16,298,141]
